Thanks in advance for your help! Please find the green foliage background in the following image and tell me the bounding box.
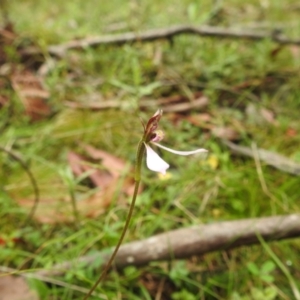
[1,1,300,299]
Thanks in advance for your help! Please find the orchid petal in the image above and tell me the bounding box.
[144,143,170,174]
[151,142,208,156]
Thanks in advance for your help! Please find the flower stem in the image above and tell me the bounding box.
[84,140,145,299]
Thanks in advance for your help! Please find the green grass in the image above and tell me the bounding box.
[1,0,300,299]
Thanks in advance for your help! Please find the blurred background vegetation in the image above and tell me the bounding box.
[0,0,300,299]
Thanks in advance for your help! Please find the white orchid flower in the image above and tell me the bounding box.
[143,110,208,174]
[145,141,208,174]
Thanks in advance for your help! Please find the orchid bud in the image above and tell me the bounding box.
[144,109,163,141]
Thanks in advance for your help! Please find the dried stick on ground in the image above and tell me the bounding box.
[22,25,300,57]
[223,140,300,176]
[64,94,209,112]
[36,214,300,277]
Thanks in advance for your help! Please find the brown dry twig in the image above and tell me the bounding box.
[35,214,300,277]
[21,25,300,58]
[223,140,300,176]
[65,94,209,113]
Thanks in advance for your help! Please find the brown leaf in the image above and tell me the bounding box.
[82,144,126,178]
[0,95,8,108]
[81,144,142,196]
[16,197,74,224]
[11,70,51,121]
[286,128,297,137]
[67,151,112,187]
[77,187,117,218]
[186,113,212,129]
[16,150,114,223]
[289,45,300,59]
[212,126,240,141]
[0,273,39,300]
[17,191,114,223]
[260,108,277,125]
[67,151,85,176]
[246,104,278,126]
[16,145,140,223]
[75,145,142,215]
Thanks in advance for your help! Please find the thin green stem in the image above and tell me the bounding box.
[0,146,40,226]
[69,187,79,223]
[84,140,145,299]
[257,234,300,300]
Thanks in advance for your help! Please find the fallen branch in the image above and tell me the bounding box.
[65,94,209,113]
[223,140,300,176]
[35,214,300,277]
[22,25,300,57]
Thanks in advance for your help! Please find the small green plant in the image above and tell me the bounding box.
[172,289,197,300]
[231,286,278,300]
[247,261,276,283]
[230,261,278,300]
